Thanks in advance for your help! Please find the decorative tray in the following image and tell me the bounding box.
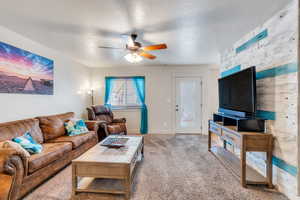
[100,137,129,148]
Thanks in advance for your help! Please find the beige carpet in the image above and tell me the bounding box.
[24,135,288,200]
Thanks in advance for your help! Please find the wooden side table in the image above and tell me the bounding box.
[208,120,274,188]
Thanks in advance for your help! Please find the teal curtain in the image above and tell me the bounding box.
[132,77,148,134]
[104,77,114,107]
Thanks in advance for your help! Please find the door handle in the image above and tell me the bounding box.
[176,109,179,111]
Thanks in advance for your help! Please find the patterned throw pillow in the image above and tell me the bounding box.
[12,132,43,154]
[65,119,89,136]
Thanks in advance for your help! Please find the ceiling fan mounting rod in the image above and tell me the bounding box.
[131,34,138,41]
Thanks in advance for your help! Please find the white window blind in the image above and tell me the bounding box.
[108,79,141,108]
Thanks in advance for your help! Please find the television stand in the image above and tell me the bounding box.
[208,120,274,188]
[213,113,265,132]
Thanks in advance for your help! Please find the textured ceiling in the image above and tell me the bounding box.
[0,0,291,67]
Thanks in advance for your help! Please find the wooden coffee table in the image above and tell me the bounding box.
[72,135,144,200]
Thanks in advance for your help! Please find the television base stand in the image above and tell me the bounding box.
[208,120,274,188]
[213,113,265,132]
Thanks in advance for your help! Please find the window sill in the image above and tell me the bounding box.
[111,106,142,111]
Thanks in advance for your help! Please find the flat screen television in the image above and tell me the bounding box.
[218,66,256,116]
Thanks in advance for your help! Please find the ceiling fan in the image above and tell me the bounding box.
[98,34,167,63]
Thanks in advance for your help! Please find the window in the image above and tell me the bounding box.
[105,76,148,133]
[107,78,142,108]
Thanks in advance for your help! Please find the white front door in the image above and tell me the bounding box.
[175,77,202,133]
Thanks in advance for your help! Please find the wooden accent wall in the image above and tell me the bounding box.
[220,1,298,199]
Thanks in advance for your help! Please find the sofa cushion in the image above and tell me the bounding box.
[28,142,72,174]
[47,131,97,149]
[0,119,44,144]
[36,112,75,142]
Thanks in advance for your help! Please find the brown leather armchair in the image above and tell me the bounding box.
[87,105,127,140]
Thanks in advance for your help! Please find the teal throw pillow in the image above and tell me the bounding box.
[65,119,89,136]
[12,132,43,154]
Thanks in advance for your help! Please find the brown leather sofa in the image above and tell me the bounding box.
[87,105,127,140]
[0,112,99,200]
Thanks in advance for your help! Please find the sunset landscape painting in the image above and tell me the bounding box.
[0,41,54,95]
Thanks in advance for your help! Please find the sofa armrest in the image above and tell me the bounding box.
[0,173,13,200]
[97,121,110,137]
[0,149,25,200]
[85,120,102,132]
[112,118,126,123]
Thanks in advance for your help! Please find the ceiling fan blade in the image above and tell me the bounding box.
[139,51,156,59]
[141,44,167,51]
[98,46,124,50]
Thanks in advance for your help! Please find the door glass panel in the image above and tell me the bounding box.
[175,77,201,133]
[180,80,197,128]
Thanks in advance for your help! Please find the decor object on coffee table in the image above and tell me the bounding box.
[87,105,127,140]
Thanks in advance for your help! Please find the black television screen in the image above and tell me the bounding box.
[218,67,256,114]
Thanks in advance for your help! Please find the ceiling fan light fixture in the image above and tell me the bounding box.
[124,53,143,63]
[127,34,136,48]
[128,38,135,47]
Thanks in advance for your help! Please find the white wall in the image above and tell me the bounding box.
[90,65,219,134]
[0,25,219,132]
[0,26,91,122]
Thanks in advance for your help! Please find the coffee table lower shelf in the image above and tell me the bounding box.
[75,177,126,194]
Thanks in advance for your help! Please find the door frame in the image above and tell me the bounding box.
[172,74,203,134]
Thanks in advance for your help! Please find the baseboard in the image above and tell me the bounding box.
[127,129,140,134]
[175,130,202,134]
[149,129,174,134]
[176,133,205,135]
[127,129,175,135]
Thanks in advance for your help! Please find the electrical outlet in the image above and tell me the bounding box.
[163,122,168,127]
